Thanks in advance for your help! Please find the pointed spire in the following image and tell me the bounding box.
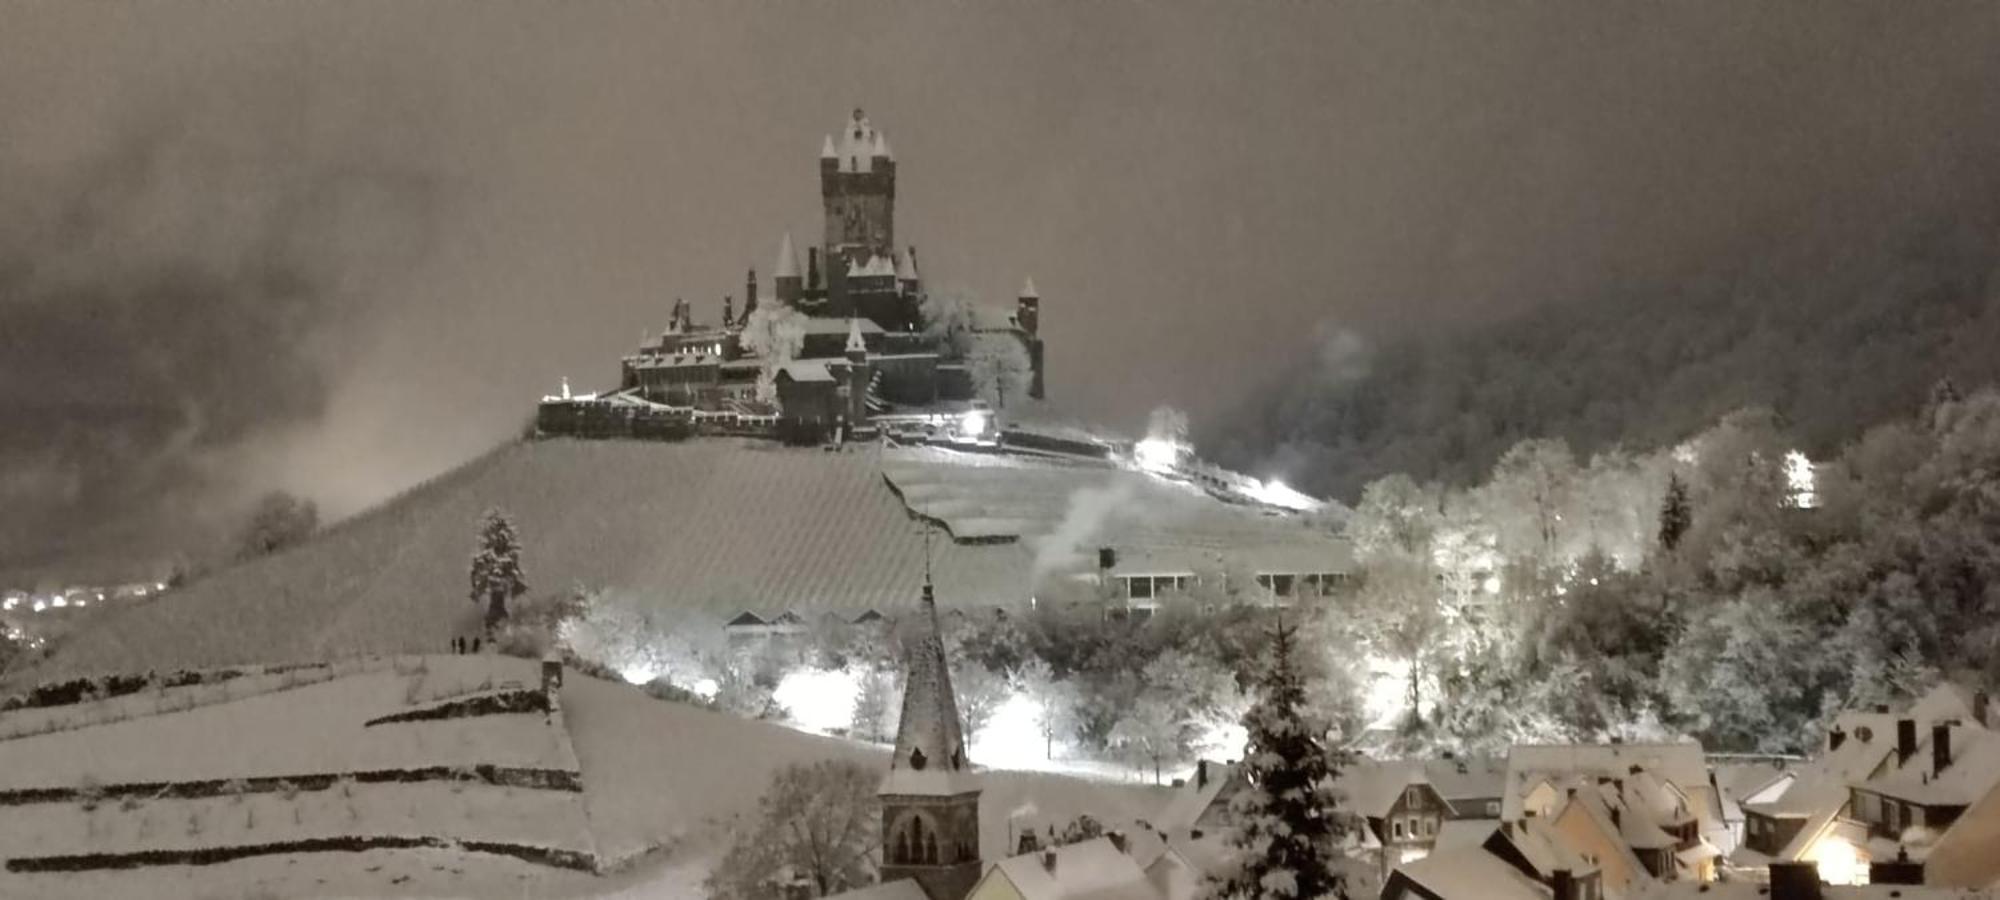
[873,129,892,160]
[846,317,867,355]
[1020,276,1039,299]
[820,135,837,159]
[774,233,800,279]
[896,247,918,282]
[890,578,970,776]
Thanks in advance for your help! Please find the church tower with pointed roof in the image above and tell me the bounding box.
[878,578,982,900]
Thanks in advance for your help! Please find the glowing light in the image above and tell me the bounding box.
[691,678,719,700]
[973,691,1050,770]
[155,582,168,591]
[960,410,990,437]
[1812,835,1864,885]
[1202,720,1248,759]
[31,600,45,612]
[1482,576,1501,595]
[774,667,862,735]
[1365,656,1413,728]
[1245,478,1321,512]
[1134,438,1182,474]
[49,597,65,609]
[2,598,14,611]
[1786,450,1818,509]
[618,662,662,685]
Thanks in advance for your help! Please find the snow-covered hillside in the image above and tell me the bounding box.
[18,437,1345,682]
[0,655,1167,898]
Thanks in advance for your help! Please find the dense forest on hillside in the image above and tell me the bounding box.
[1211,203,2000,501]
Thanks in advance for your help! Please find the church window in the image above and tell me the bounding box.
[910,747,928,770]
[923,831,939,864]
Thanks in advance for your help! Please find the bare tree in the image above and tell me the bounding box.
[708,759,880,900]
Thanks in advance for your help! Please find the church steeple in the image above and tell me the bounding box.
[878,577,982,900]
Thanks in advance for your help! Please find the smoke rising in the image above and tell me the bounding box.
[1028,479,1138,583]
[0,70,445,580]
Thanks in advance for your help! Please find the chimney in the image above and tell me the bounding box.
[540,653,564,717]
[807,247,822,291]
[1871,845,1925,885]
[1041,848,1057,873]
[1197,759,1210,789]
[1768,861,1822,900]
[1550,868,1575,900]
[1898,718,1917,766]
[1934,723,1953,773]
[1016,831,1040,855]
[1829,726,1847,752]
[745,269,757,312]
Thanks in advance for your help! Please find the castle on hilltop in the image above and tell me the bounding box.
[540,109,1046,445]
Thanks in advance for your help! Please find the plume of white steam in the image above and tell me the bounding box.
[1029,479,1138,582]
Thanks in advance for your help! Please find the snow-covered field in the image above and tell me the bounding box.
[0,654,1170,898]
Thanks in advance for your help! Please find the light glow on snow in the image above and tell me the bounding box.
[960,410,990,437]
[1366,655,1413,729]
[690,678,719,700]
[774,667,862,735]
[1244,478,1320,512]
[1134,438,1181,474]
[618,662,663,685]
[1786,450,1818,509]
[973,691,1048,770]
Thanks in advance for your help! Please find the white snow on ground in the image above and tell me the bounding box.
[0,657,570,789]
[0,656,1169,898]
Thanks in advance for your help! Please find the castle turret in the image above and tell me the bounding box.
[845,317,871,432]
[879,579,982,900]
[773,233,802,306]
[1019,278,1045,400]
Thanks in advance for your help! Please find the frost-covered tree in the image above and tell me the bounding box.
[1016,657,1076,759]
[952,660,1010,744]
[707,759,879,900]
[1207,621,1350,900]
[468,509,526,631]
[920,286,979,357]
[739,304,809,404]
[849,667,900,743]
[967,333,1033,409]
[235,491,318,560]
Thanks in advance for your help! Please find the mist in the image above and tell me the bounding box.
[5,1,1999,579]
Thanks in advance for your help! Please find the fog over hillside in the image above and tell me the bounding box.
[1212,187,2000,499]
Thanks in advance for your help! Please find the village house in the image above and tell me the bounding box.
[1382,818,1605,900]
[1728,682,1994,886]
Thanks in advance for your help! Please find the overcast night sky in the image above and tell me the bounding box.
[4,1,2000,579]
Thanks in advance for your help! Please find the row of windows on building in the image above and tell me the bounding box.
[1116,571,1351,601]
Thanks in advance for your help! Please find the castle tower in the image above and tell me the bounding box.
[879,579,982,900]
[822,109,896,269]
[773,233,803,306]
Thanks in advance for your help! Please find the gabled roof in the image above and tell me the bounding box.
[1392,845,1552,900]
[1859,725,2000,807]
[1503,742,1707,821]
[1336,760,1431,819]
[1425,756,1507,802]
[984,836,1159,900]
[1154,761,1241,833]
[1485,817,1595,882]
[777,361,834,383]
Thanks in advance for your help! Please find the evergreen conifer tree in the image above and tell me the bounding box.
[1208,621,1351,900]
[469,508,527,631]
[1658,473,1692,553]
